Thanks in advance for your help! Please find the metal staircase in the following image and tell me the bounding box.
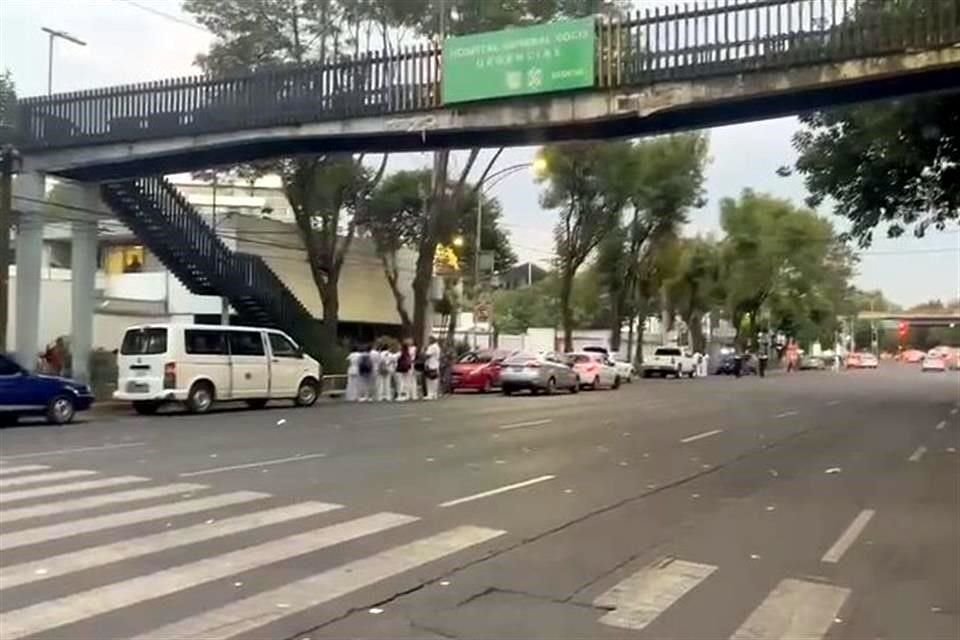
[101,177,315,340]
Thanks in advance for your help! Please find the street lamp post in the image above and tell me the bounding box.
[41,27,86,95]
[470,158,547,347]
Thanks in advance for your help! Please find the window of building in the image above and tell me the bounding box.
[228,331,265,356]
[185,330,227,355]
[104,245,146,274]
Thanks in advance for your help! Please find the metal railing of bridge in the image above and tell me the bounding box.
[13,0,960,150]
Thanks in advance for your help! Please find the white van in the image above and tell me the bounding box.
[113,324,322,415]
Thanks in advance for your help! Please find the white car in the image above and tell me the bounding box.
[642,346,697,379]
[568,352,620,390]
[582,346,635,383]
[611,357,636,383]
[921,355,946,372]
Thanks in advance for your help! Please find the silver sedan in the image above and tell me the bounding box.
[499,352,580,395]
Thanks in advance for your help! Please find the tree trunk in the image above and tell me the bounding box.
[411,254,434,346]
[689,311,705,353]
[625,314,635,362]
[609,293,622,352]
[319,283,340,350]
[559,267,575,352]
[634,321,645,366]
[379,252,413,336]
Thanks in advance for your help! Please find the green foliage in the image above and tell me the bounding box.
[792,93,959,246]
[719,189,857,348]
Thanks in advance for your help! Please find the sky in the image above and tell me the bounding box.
[1,0,958,308]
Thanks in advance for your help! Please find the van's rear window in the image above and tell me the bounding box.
[121,328,168,355]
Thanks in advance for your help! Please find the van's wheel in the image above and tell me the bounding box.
[132,401,160,416]
[186,381,215,414]
[295,378,319,407]
[613,376,621,389]
[569,381,579,394]
[546,377,556,395]
[46,395,76,425]
[246,399,268,410]
[591,376,600,390]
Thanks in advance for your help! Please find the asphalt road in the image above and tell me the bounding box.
[0,364,957,640]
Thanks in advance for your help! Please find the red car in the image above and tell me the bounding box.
[450,350,514,393]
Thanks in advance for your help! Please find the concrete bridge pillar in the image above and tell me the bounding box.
[14,172,45,369]
[70,185,99,383]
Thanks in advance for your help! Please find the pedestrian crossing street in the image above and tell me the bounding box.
[0,462,505,640]
[594,557,850,640]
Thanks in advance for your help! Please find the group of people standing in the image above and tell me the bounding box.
[345,336,442,402]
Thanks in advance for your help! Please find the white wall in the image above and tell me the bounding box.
[234,216,418,326]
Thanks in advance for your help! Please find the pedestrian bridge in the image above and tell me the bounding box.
[13,0,960,180]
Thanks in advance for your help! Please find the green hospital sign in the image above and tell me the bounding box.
[442,18,596,104]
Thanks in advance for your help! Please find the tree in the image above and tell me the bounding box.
[719,190,856,349]
[666,236,722,353]
[538,141,634,351]
[792,94,959,246]
[361,168,516,336]
[391,0,625,345]
[183,0,397,352]
[594,134,709,353]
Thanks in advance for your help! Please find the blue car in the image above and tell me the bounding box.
[0,354,94,425]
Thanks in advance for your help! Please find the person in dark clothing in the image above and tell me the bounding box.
[758,349,769,377]
[733,353,743,378]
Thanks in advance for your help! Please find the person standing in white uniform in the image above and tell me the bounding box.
[423,336,442,400]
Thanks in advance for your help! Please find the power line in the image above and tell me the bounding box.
[115,0,209,33]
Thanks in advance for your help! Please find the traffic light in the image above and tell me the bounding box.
[898,321,909,343]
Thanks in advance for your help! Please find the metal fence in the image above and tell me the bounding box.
[15,0,960,150]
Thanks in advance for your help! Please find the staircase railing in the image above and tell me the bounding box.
[101,177,314,340]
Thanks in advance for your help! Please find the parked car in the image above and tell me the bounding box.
[0,354,94,425]
[901,349,926,363]
[113,324,322,414]
[500,352,580,395]
[611,357,636,383]
[582,346,634,383]
[642,346,697,378]
[847,352,878,369]
[568,352,620,390]
[799,355,826,370]
[921,355,946,372]
[450,349,513,393]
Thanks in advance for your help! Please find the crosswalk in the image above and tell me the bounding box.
[0,463,505,640]
[594,557,851,640]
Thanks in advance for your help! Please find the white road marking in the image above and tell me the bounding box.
[0,442,146,460]
[0,483,207,524]
[178,452,328,477]
[774,411,799,419]
[0,512,418,640]
[821,509,875,563]
[0,469,96,489]
[438,475,556,508]
[0,501,341,590]
[679,429,724,444]
[499,418,553,430]
[0,475,148,504]
[826,400,842,407]
[594,558,717,631]
[133,525,505,640]
[935,420,946,430]
[0,491,267,552]
[729,578,850,640]
[908,446,928,462]
[951,408,958,416]
[0,465,49,476]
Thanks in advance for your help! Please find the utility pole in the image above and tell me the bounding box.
[41,27,86,95]
[0,146,18,352]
